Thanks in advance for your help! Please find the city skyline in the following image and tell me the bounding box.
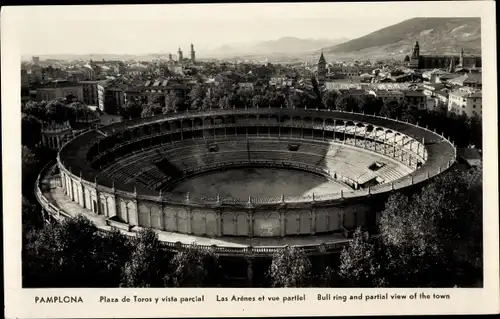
[14,3,477,56]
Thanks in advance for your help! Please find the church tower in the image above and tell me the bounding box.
[168,53,173,62]
[317,52,327,85]
[178,47,183,62]
[190,43,196,64]
[459,48,464,67]
[409,41,420,69]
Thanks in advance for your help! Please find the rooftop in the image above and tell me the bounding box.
[403,90,426,97]
[37,80,82,89]
[458,148,482,161]
[448,73,482,85]
[449,90,482,98]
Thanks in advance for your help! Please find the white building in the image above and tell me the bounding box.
[367,90,404,103]
[447,89,482,118]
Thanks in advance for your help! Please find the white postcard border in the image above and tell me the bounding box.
[2,2,499,318]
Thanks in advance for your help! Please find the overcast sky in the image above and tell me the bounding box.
[11,3,477,56]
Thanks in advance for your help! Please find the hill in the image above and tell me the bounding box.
[321,17,481,59]
[203,37,349,59]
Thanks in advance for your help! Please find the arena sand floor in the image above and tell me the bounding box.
[170,167,350,199]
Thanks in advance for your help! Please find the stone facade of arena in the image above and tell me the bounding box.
[43,108,456,244]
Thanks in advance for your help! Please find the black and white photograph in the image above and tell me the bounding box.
[3,2,499,318]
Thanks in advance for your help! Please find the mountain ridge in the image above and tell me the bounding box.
[320,17,481,59]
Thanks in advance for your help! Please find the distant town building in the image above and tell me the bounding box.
[367,89,404,103]
[448,89,482,117]
[238,82,254,92]
[402,90,426,109]
[21,69,30,88]
[32,56,40,65]
[36,80,83,102]
[79,80,101,107]
[448,73,482,90]
[422,83,447,98]
[409,41,481,69]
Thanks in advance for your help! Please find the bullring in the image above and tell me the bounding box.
[36,107,456,256]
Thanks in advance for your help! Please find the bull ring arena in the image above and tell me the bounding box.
[36,107,456,282]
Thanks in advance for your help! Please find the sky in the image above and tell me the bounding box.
[10,3,477,56]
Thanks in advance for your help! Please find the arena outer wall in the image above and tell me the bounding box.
[36,107,456,257]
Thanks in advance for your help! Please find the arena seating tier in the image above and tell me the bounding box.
[97,136,413,192]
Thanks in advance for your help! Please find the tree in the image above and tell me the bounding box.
[287,90,315,109]
[22,100,47,122]
[266,91,286,108]
[357,94,383,115]
[316,266,342,287]
[188,84,205,103]
[201,95,215,110]
[380,100,400,118]
[322,90,339,110]
[169,245,220,287]
[22,196,42,232]
[311,76,322,105]
[22,114,42,148]
[379,167,483,287]
[45,99,74,124]
[335,93,359,112]
[268,246,312,287]
[218,96,230,109]
[121,100,142,119]
[339,228,381,287]
[252,94,263,108]
[141,103,163,118]
[164,91,184,112]
[469,114,482,148]
[22,215,104,287]
[190,98,203,110]
[23,223,61,287]
[96,229,132,287]
[69,101,97,121]
[121,228,171,287]
[404,55,410,62]
[52,215,103,287]
[22,146,39,187]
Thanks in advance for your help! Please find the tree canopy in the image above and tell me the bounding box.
[22,114,42,148]
[169,244,220,287]
[268,246,312,287]
[121,228,171,287]
[339,166,483,288]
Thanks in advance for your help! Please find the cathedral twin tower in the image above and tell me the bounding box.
[168,43,196,64]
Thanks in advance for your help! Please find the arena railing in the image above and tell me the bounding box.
[35,160,72,219]
[90,228,352,256]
